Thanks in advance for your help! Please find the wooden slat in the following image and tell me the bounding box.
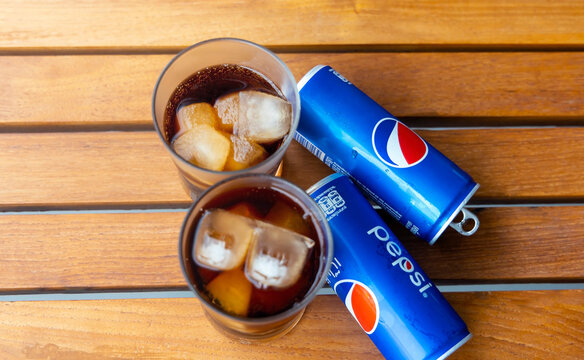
[388,206,584,281]
[1,53,583,127]
[0,55,165,128]
[0,212,186,290]
[1,1,583,49]
[1,207,582,290]
[448,290,584,359]
[0,132,190,209]
[0,129,582,208]
[419,128,584,201]
[0,291,582,359]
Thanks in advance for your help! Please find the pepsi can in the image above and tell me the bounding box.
[296,65,479,244]
[308,173,471,360]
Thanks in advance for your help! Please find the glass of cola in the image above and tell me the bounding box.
[179,173,333,341]
[152,38,300,198]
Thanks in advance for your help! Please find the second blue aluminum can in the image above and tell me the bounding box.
[296,65,479,244]
[308,173,471,360]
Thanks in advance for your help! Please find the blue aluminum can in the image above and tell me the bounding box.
[296,65,479,244]
[308,173,471,360]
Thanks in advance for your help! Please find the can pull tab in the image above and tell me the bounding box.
[449,208,479,236]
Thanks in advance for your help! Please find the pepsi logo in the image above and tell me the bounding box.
[371,118,428,168]
[334,279,379,334]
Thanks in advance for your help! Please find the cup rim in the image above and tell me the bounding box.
[178,173,333,325]
[151,37,301,178]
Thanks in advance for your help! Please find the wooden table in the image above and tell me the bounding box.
[1,1,583,359]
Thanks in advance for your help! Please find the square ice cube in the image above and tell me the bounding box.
[214,90,292,144]
[193,209,256,271]
[176,102,219,136]
[264,200,311,237]
[245,221,315,289]
[223,135,268,171]
[172,124,231,171]
[214,92,238,133]
[205,268,252,317]
[237,90,292,143]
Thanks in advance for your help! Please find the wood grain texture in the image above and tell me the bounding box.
[447,290,584,360]
[1,1,583,49]
[0,291,582,359]
[419,128,584,201]
[0,207,582,290]
[0,1,581,359]
[1,53,583,127]
[0,55,164,128]
[0,129,582,209]
[0,212,186,290]
[0,132,190,209]
[387,206,584,281]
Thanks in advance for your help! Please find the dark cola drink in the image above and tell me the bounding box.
[184,184,321,318]
[164,64,292,172]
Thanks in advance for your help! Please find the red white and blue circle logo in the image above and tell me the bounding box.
[371,118,428,168]
[334,279,379,334]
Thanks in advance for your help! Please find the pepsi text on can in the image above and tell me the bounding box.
[309,173,471,360]
[367,225,432,295]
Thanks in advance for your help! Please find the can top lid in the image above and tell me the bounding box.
[430,182,480,244]
[297,65,327,91]
[306,172,345,195]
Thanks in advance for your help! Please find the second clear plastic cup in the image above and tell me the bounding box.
[179,173,333,341]
[152,38,300,199]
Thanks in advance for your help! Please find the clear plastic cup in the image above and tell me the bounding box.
[152,38,300,198]
[179,174,333,341]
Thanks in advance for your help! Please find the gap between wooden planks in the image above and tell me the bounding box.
[0,206,582,291]
[1,0,583,49]
[0,291,582,359]
[1,53,583,127]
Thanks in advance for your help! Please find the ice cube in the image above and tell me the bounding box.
[264,200,311,237]
[176,102,219,136]
[237,90,292,143]
[214,92,238,133]
[172,124,231,171]
[245,221,315,289]
[214,90,292,144]
[223,135,268,171]
[193,209,255,271]
[206,268,252,317]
